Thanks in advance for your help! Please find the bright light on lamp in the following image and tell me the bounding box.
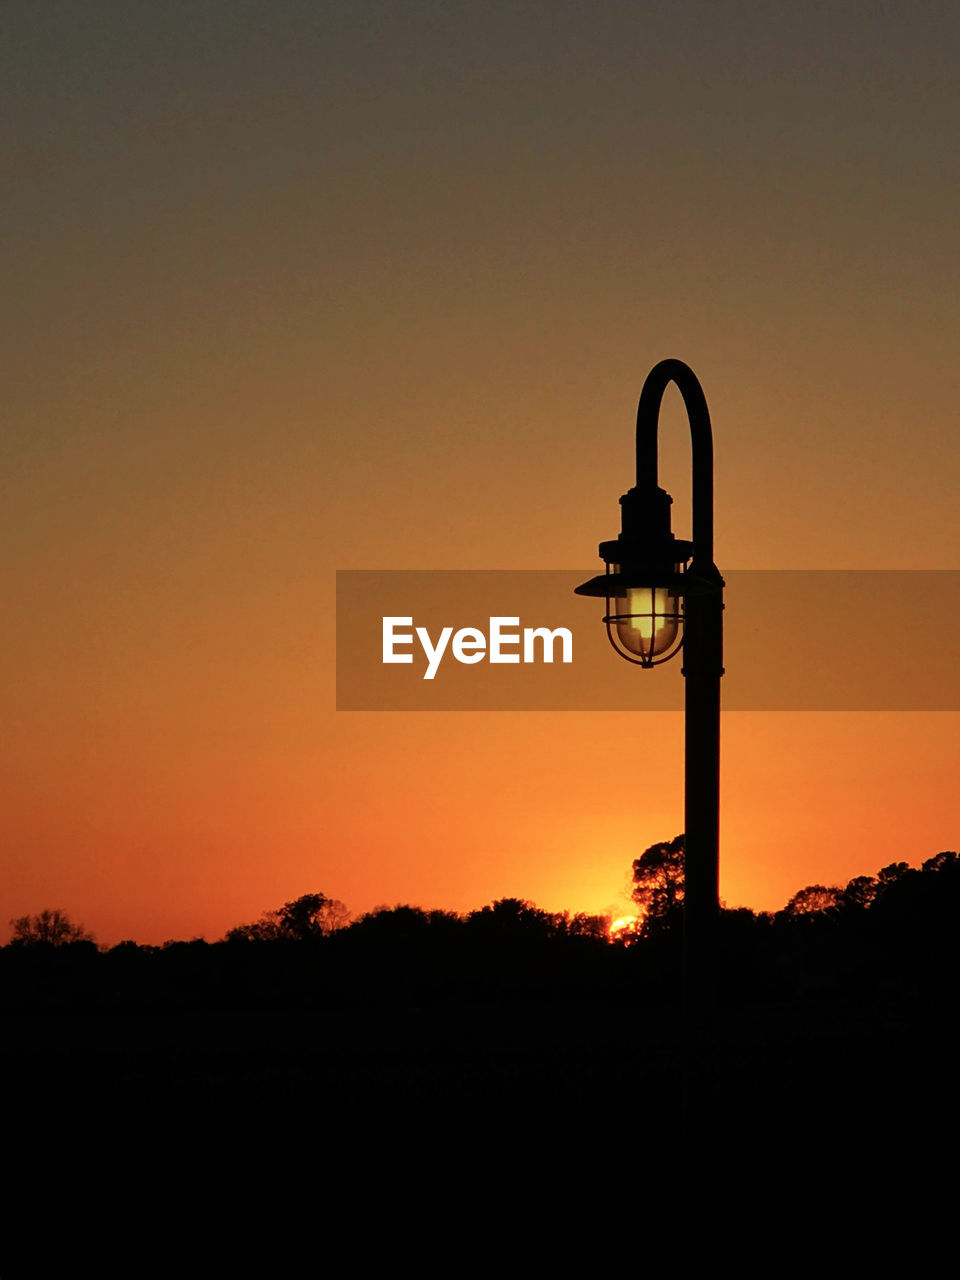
[603,565,684,666]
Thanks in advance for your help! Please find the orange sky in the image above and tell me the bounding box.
[4,2,959,944]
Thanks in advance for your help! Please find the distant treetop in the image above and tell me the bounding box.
[9,909,95,947]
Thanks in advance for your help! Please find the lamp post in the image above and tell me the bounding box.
[575,358,723,1037]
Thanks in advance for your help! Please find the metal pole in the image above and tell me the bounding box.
[636,359,723,1133]
[682,574,723,1031]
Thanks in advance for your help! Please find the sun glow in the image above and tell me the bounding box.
[608,915,640,940]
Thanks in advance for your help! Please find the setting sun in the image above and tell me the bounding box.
[609,915,641,939]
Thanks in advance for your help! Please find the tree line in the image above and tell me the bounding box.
[5,842,958,1010]
[11,837,957,949]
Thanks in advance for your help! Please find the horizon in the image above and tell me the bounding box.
[5,834,951,950]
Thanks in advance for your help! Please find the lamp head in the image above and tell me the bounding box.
[574,484,692,666]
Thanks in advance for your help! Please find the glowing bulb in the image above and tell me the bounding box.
[610,585,682,663]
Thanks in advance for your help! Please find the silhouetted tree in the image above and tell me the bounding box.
[838,875,877,913]
[877,862,910,886]
[562,911,611,940]
[631,835,685,936]
[348,904,437,940]
[275,894,347,939]
[467,898,559,940]
[780,885,842,918]
[225,893,348,942]
[920,851,958,876]
[9,909,94,946]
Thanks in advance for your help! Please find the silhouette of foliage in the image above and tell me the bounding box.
[9,909,94,947]
[467,897,559,940]
[348,904,442,941]
[838,875,877,913]
[877,862,910,886]
[225,893,348,942]
[631,834,685,936]
[4,847,959,1049]
[562,911,610,940]
[780,884,842,918]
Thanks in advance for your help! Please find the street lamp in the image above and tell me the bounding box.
[575,358,724,1026]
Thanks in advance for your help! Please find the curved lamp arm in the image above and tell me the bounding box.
[635,358,715,573]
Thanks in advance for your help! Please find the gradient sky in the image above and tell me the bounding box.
[4,1,960,943]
